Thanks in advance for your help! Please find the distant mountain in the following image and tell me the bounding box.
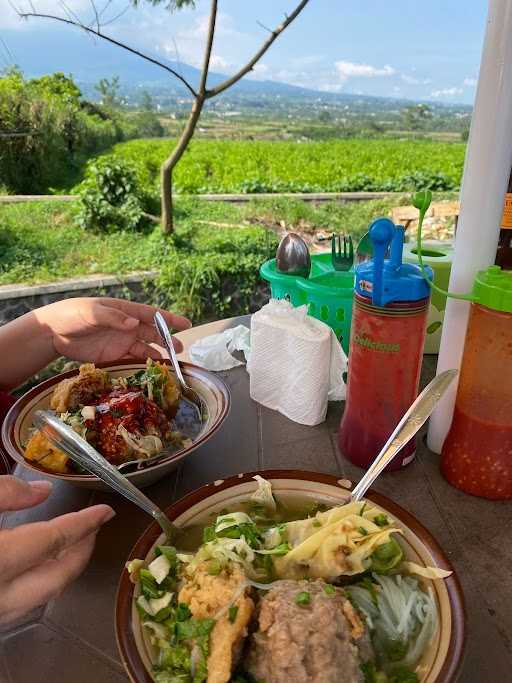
[7,26,471,111]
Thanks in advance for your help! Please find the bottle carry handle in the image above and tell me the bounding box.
[413,191,474,302]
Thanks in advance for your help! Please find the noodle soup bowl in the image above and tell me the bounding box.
[116,470,465,683]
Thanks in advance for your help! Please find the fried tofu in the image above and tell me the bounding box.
[50,363,110,413]
[24,431,69,473]
[155,361,181,413]
[178,564,254,683]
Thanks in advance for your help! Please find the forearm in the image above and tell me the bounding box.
[0,310,57,391]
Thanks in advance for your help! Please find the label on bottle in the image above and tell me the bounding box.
[502,192,512,229]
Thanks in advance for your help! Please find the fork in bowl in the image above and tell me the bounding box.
[331,234,354,271]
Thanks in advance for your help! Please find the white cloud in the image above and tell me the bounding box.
[209,54,230,71]
[401,74,432,85]
[431,87,463,98]
[464,77,477,87]
[335,60,396,82]
[160,11,249,70]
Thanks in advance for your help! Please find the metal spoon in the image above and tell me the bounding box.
[34,410,176,540]
[275,232,311,278]
[154,312,203,421]
[350,369,458,502]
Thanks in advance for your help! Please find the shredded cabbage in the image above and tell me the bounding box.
[251,475,277,511]
[116,425,162,457]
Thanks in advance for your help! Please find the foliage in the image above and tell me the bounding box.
[97,138,465,196]
[400,104,433,131]
[0,69,171,193]
[75,156,152,232]
[94,76,122,110]
[0,69,121,193]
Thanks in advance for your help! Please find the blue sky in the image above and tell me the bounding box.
[0,0,487,103]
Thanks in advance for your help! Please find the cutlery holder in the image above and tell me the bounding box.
[260,253,354,353]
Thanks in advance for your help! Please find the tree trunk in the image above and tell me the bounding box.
[160,97,205,234]
[161,164,173,234]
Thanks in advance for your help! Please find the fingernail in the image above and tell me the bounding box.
[101,508,116,523]
[29,480,53,493]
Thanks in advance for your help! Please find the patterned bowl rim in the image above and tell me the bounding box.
[1,360,231,482]
[115,469,466,683]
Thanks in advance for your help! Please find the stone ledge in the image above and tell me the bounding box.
[0,271,157,301]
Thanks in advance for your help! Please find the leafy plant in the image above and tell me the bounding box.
[75,156,151,232]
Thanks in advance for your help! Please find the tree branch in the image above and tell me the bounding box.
[17,11,198,97]
[198,0,217,95]
[205,0,310,98]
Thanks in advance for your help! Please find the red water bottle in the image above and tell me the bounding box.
[338,219,432,471]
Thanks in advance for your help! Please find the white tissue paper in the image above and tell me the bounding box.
[189,325,251,371]
[248,299,347,426]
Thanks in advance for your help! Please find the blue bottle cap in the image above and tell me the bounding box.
[355,218,433,306]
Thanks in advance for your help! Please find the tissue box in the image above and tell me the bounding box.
[249,299,346,426]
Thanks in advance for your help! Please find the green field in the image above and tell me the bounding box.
[94,138,466,195]
[0,195,415,284]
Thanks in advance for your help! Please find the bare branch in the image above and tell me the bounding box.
[198,0,217,96]
[206,0,310,98]
[256,20,272,34]
[88,0,100,31]
[17,11,198,97]
[0,34,16,64]
[100,4,131,28]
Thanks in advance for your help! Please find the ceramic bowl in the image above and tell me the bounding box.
[1,360,230,490]
[116,470,465,683]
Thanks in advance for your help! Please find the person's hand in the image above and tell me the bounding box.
[36,297,191,364]
[0,476,115,626]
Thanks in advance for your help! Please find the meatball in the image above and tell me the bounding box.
[247,580,372,683]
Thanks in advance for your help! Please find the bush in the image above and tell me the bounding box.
[0,69,126,193]
[152,222,278,320]
[75,156,152,232]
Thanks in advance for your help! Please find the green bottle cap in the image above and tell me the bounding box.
[472,266,512,313]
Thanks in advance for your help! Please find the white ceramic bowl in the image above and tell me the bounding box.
[1,360,230,490]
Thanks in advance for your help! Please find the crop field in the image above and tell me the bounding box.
[99,138,466,195]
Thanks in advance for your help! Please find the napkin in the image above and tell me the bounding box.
[248,299,347,426]
[189,325,251,371]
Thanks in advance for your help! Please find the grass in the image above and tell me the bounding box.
[75,138,465,195]
[0,194,446,287]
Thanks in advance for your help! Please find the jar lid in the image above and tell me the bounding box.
[473,265,512,313]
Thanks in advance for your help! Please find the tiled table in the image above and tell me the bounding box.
[1,316,511,682]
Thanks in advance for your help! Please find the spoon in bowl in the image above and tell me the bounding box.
[34,410,176,540]
[154,311,203,421]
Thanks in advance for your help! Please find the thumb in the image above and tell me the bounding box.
[94,304,139,332]
[0,476,53,512]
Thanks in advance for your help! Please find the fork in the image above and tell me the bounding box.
[331,234,354,271]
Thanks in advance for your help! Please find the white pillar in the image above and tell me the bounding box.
[428,0,512,453]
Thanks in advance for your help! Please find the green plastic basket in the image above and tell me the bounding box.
[260,253,354,353]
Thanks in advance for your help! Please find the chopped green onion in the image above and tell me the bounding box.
[358,526,369,536]
[175,603,192,621]
[323,584,336,596]
[228,606,239,623]
[360,502,368,515]
[374,513,389,527]
[295,591,311,606]
[203,526,216,543]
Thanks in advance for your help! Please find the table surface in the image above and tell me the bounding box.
[1,315,511,683]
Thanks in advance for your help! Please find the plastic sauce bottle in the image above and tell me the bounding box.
[338,218,433,471]
[441,267,512,499]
